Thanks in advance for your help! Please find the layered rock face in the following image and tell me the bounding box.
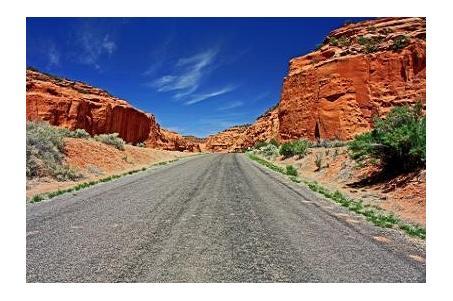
[204,17,426,151]
[279,17,426,141]
[204,125,250,152]
[230,108,279,151]
[155,129,202,152]
[26,68,199,151]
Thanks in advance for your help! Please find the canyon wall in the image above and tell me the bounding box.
[205,17,426,152]
[279,17,426,141]
[26,68,199,151]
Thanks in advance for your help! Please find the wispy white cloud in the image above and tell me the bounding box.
[150,48,218,96]
[77,31,117,70]
[102,34,116,55]
[143,36,174,76]
[217,101,244,111]
[47,44,60,68]
[185,86,236,105]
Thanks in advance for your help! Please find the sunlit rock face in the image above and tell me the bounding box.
[26,68,201,152]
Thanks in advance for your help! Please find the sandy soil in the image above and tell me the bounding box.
[26,138,195,198]
[274,147,425,226]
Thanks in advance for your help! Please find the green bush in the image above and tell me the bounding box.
[392,35,410,50]
[26,121,81,181]
[253,140,268,149]
[94,133,125,150]
[279,142,294,158]
[259,144,279,159]
[269,138,280,147]
[337,36,351,47]
[279,139,310,158]
[286,165,298,176]
[66,128,90,139]
[348,102,425,172]
[328,37,339,46]
[357,36,381,53]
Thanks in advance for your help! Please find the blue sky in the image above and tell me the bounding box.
[26,17,370,137]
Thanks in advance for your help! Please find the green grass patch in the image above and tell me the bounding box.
[247,152,302,181]
[303,180,425,239]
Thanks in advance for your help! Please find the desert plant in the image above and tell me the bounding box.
[337,36,351,47]
[286,165,298,177]
[259,144,279,159]
[348,102,425,172]
[269,138,280,147]
[279,139,310,158]
[304,180,425,239]
[26,121,81,181]
[66,128,90,139]
[357,36,380,53]
[94,133,125,150]
[392,35,410,50]
[253,140,268,149]
[292,140,310,158]
[310,139,346,148]
[315,153,323,171]
[328,37,339,46]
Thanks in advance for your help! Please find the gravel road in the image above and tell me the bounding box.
[26,154,425,282]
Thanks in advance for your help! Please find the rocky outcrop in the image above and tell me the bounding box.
[279,17,426,141]
[26,68,200,151]
[155,129,201,152]
[204,17,426,151]
[231,108,279,151]
[204,125,250,152]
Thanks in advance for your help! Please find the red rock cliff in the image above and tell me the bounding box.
[205,17,426,151]
[279,17,426,141]
[26,68,200,151]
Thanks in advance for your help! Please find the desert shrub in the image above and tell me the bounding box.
[66,128,90,139]
[357,36,381,53]
[94,133,125,150]
[328,37,339,46]
[315,153,323,171]
[348,102,426,172]
[310,139,347,148]
[286,165,298,177]
[337,36,351,47]
[259,144,279,159]
[269,138,280,147]
[279,139,310,158]
[26,121,81,181]
[279,142,294,158]
[292,140,310,158]
[392,35,410,50]
[253,140,268,149]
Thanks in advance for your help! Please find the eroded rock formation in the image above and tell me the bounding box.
[279,17,426,141]
[204,17,426,151]
[26,68,199,152]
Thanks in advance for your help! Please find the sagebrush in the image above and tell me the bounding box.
[94,133,125,150]
[26,121,81,181]
[279,139,310,158]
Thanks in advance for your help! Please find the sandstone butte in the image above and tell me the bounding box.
[26,17,426,153]
[204,17,426,152]
[26,68,200,152]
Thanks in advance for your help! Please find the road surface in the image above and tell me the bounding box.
[27,154,425,282]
